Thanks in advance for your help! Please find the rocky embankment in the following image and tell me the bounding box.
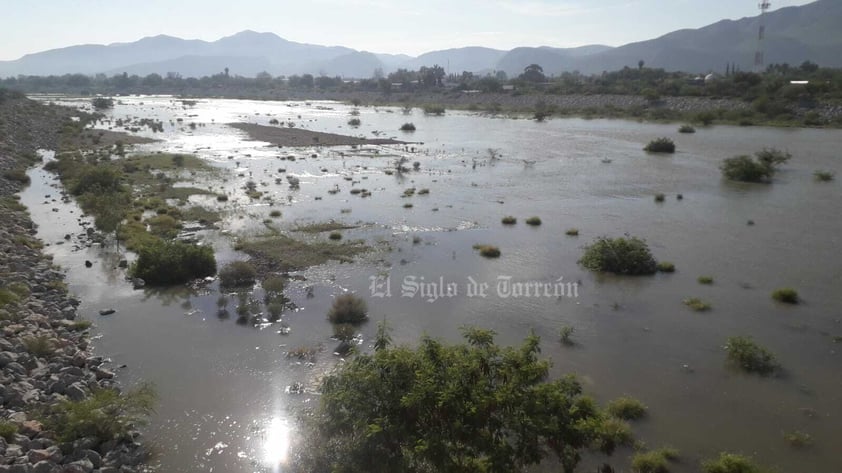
[0,94,148,473]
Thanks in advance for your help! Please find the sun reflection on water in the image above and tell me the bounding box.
[262,417,292,469]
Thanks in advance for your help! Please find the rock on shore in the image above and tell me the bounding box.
[1,94,148,472]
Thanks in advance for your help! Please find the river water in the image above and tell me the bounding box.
[21,96,842,472]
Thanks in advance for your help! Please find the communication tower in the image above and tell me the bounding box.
[754,1,771,71]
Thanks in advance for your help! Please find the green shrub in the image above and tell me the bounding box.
[328,293,368,324]
[695,111,716,126]
[656,261,675,272]
[262,276,286,294]
[683,297,711,312]
[501,216,517,225]
[423,105,445,115]
[814,170,835,182]
[300,329,632,472]
[755,148,791,168]
[559,325,574,345]
[267,302,284,319]
[219,261,257,287]
[644,138,676,153]
[579,236,658,275]
[130,240,216,285]
[39,383,156,443]
[329,232,343,240]
[473,244,501,258]
[720,155,770,183]
[654,193,666,202]
[71,166,124,195]
[607,396,647,420]
[400,123,416,131]
[0,420,19,442]
[698,276,714,285]
[771,288,798,304]
[565,228,579,236]
[678,124,696,134]
[269,210,282,218]
[3,168,30,185]
[525,216,542,226]
[721,148,791,183]
[702,452,767,473]
[347,118,361,127]
[725,336,779,375]
[632,448,680,473]
[91,97,114,110]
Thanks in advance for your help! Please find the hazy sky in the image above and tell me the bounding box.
[0,0,816,60]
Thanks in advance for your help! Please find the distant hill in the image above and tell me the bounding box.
[1,0,839,79]
[405,47,507,75]
[541,0,842,75]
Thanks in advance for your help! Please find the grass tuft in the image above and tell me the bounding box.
[683,297,711,312]
[606,396,647,420]
[473,244,501,258]
[39,383,157,443]
[771,288,799,304]
[814,170,835,182]
[784,431,812,448]
[632,448,680,473]
[656,261,675,273]
[701,452,767,473]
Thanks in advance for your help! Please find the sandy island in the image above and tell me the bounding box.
[229,122,408,147]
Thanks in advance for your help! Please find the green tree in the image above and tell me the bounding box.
[521,64,546,83]
[298,328,630,473]
[419,64,446,87]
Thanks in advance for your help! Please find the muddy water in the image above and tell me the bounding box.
[22,96,842,472]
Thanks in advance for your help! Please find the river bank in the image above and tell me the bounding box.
[173,88,842,128]
[0,94,150,473]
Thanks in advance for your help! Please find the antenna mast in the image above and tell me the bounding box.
[755,1,771,72]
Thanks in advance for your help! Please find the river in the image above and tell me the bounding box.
[21,96,842,472]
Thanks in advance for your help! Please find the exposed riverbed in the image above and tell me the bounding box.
[22,95,842,472]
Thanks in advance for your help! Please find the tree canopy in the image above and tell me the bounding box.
[297,327,631,473]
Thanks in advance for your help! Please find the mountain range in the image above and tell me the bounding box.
[1,0,840,79]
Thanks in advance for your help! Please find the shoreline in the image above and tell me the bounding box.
[206,90,841,129]
[1,97,150,472]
